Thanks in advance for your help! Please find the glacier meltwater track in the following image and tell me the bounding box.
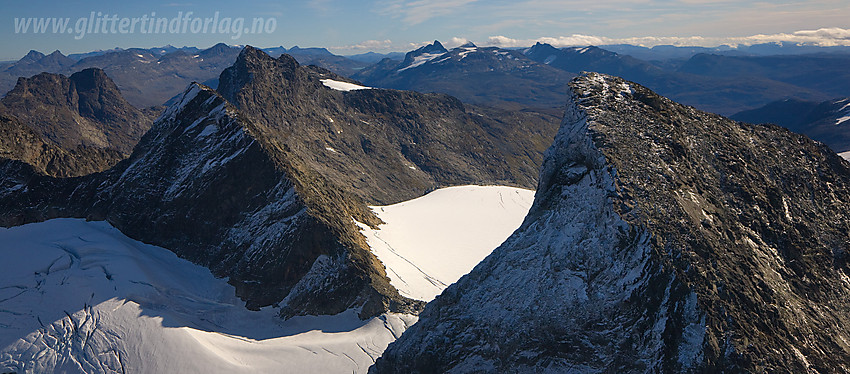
[0,186,534,373]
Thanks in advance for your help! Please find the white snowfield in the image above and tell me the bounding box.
[320,79,371,92]
[836,99,850,126]
[0,219,415,374]
[840,151,850,161]
[397,52,444,72]
[358,185,535,301]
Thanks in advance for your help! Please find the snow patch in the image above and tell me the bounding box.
[839,151,850,161]
[198,124,217,138]
[357,185,534,301]
[320,79,371,92]
[397,53,444,72]
[458,47,477,59]
[838,99,850,113]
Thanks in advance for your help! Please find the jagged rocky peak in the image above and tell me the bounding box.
[418,40,448,54]
[202,42,233,55]
[525,41,559,54]
[98,82,416,317]
[0,80,421,319]
[0,67,151,176]
[20,50,45,62]
[457,41,477,49]
[373,73,850,372]
[0,67,151,155]
[399,40,449,67]
[40,50,73,65]
[216,46,557,205]
[217,45,303,102]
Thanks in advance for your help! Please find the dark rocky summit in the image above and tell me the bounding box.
[1,68,152,155]
[0,68,152,176]
[372,73,850,372]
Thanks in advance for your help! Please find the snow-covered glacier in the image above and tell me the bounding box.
[0,219,415,374]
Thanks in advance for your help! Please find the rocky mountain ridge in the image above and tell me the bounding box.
[1,44,370,108]
[0,67,152,176]
[1,68,152,154]
[373,73,850,372]
[0,81,420,317]
[0,46,560,319]
[353,40,574,111]
[219,46,558,204]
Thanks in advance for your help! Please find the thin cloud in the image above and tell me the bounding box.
[485,28,850,48]
[444,37,470,48]
[335,39,394,50]
[378,0,478,25]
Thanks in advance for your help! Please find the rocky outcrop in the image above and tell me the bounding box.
[219,46,558,204]
[0,83,419,317]
[372,73,850,372]
[0,113,124,177]
[1,68,152,156]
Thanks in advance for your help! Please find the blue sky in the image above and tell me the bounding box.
[1,0,849,60]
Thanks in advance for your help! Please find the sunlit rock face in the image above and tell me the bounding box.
[373,73,850,373]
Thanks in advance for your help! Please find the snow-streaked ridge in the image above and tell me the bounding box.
[835,98,850,125]
[397,53,444,72]
[373,77,707,372]
[357,185,535,301]
[0,219,415,374]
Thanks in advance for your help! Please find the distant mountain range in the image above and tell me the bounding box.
[0,44,369,108]
[0,44,242,108]
[521,42,850,115]
[732,97,850,152]
[353,40,574,111]
[4,41,850,116]
[604,41,850,62]
[347,51,407,64]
